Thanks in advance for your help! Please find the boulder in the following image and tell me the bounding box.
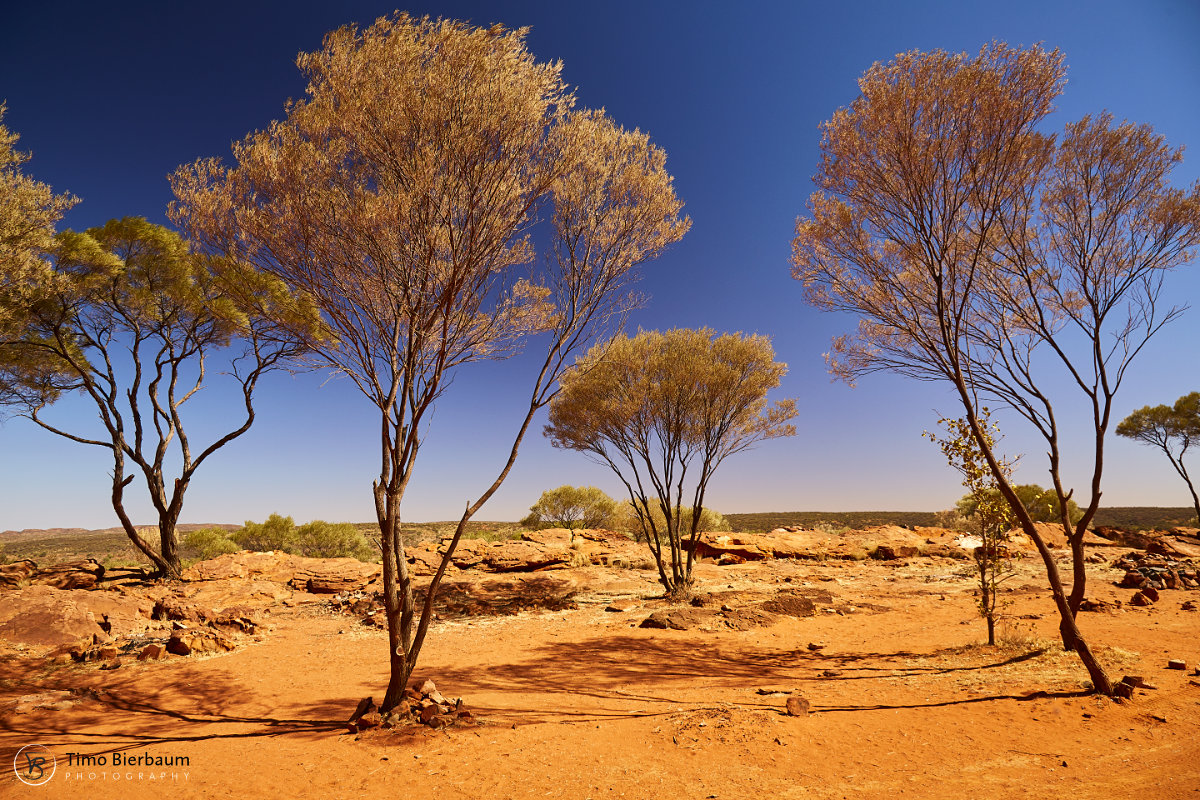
[30,559,105,590]
[166,629,234,656]
[137,643,167,661]
[785,695,810,717]
[872,544,919,561]
[0,585,151,649]
[0,560,39,589]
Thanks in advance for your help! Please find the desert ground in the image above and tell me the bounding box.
[1,524,1198,799]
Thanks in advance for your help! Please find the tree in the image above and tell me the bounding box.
[170,14,689,713]
[791,43,1200,695]
[525,485,618,531]
[2,217,314,578]
[957,484,1082,527]
[546,328,796,599]
[0,104,78,408]
[926,411,1016,645]
[614,501,731,541]
[1117,392,1200,523]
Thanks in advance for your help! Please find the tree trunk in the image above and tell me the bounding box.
[1024,523,1112,694]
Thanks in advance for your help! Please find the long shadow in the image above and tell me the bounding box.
[430,634,1088,724]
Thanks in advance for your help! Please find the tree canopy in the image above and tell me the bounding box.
[791,42,1200,695]
[2,217,316,576]
[524,485,618,531]
[1117,392,1200,522]
[546,328,796,597]
[171,13,688,713]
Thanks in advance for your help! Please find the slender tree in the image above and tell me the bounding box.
[545,328,796,599]
[3,217,315,577]
[926,411,1016,645]
[1117,392,1200,523]
[171,14,689,713]
[792,43,1200,694]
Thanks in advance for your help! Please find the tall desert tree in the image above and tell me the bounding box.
[546,329,796,599]
[1117,392,1200,523]
[170,14,688,713]
[4,217,316,578]
[792,43,1200,695]
[0,105,78,407]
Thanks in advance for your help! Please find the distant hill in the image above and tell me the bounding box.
[725,508,1197,533]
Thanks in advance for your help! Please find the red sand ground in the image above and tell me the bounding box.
[2,554,1198,799]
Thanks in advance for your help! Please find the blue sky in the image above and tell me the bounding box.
[2,0,1198,530]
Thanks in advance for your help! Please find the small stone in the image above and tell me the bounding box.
[1130,591,1153,607]
[820,669,841,678]
[1181,600,1197,611]
[807,642,826,651]
[1113,682,1134,699]
[1167,659,1187,670]
[419,703,441,724]
[97,646,118,660]
[355,710,382,731]
[1120,675,1156,690]
[785,695,809,716]
[1141,585,1160,602]
[427,689,448,706]
[348,697,375,724]
[417,679,438,696]
[605,599,636,613]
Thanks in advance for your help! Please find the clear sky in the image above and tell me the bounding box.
[2,0,1198,530]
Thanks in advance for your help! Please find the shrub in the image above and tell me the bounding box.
[293,520,376,560]
[525,485,618,531]
[183,527,240,560]
[232,513,297,552]
[615,501,731,541]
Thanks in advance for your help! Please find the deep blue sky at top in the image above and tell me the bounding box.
[2,0,1198,529]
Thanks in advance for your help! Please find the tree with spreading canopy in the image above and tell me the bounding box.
[2,217,316,577]
[791,42,1200,695]
[545,328,796,599]
[170,14,689,713]
[524,485,618,531]
[1117,392,1200,523]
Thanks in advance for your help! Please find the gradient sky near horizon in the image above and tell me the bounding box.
[2,0,1199,531]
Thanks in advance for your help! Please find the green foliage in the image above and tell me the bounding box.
[616,502,731,541]
[234,513,297,552]
[1117,392,1200,521]
[525,485,618,531]
[724,510,940,532]
[925,411,1015,645]
[183,528,240,560]
[955,484,1083,526]
[184,514,377,562]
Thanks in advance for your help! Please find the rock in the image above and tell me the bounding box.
[807,642,827,651]
[1181,600,1197,611]
[872,544,919,560]
[638,608,710,630]
[0,585,150,649]
[355,710,383,730]
[417,679,438,696]
[30,559,105,590]
[1079,598,1118,612]
[348,697,376,724]
[761,594,817,618]
[166,629,233,656]
[1118,570,1147,588]
[1141,585,1160,602]
[1120,676,1156,690]
[1130,591,1154,607]
[427,689,448,706]
[137,643,166,661]
[1113,682,1134,700]
[605,599,637,613]
[1167,659,1187,670]
[785,695,810,716]
[418,703,442,724]
[0,559,39,589]
[716,553,747,566]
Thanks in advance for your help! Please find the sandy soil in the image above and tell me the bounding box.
[2,553,1198,799]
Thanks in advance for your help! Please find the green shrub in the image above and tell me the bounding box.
[183,528,241,560]
[232,513,297,552]
[293,520,375,560]
[615,501,731,541]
